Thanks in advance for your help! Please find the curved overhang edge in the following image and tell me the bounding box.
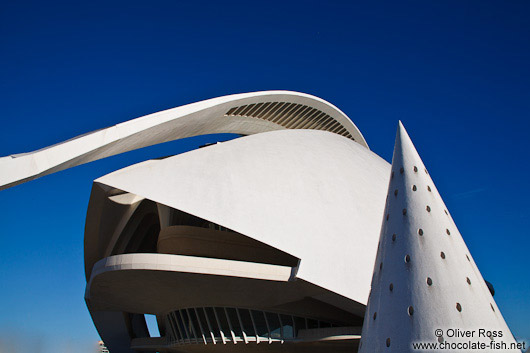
[0,90,368,191]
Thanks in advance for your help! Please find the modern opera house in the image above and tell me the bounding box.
[0,91,518,352]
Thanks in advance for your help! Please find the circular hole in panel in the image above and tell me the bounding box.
[413,166,418,172]
[389,283,394,292]
[402,208,407,215]
[440,251,446,259]
[394,189,398,196]
[426,205,431,212]
[466,277,471,285]
[427,185,432,192]
[386,338,391,347]
[456,303,462,312]
[418,228,424,236]
[392,233,397,242]
[426,277,433,286]
[373,312,377,320]
[412,185,417,191]
[408,306,414,316]
[404,255,411,263]
[446,229,451,235]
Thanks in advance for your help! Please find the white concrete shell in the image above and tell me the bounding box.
[87,129,389,302]
[0,91,367,191]
[359,123,518,352]
[84,128,389,352]
[2,91,517,353]
[0,91,377,352]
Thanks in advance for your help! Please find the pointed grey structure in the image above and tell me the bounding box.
[359,122,519,352]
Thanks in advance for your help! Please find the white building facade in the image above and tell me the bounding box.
[0,91,517,352]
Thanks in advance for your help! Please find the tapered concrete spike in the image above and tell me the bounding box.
[359,122,519,352]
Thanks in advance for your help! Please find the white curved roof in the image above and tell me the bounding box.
[90,129,389,304]
[0,91,367,190]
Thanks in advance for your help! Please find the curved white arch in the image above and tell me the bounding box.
[0,91,367,190]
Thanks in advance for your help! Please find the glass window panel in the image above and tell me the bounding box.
[266,312,281,339]
[168,313,181,340]
[280,314,294,339]
[293,316,306,337]
[204,307,220,337]
[175,312,188,339]
[238,309,254,337]
[214,307,230,340]
[226,308,242,337]
[251,310,269,338]
[307,318,318,329]
[180,310,193,338]
[195,309,209,336]
[319,320,331,328]
[186,309,200,339]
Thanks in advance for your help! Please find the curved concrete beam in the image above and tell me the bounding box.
[0,91,367,190]
[87,253,293,289]
[85,254,359,321]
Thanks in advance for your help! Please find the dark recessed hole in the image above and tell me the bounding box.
[466,255,470,262]
[413,166,418,172]
[446,229,451,235]
[373,312,377,320]
[456,303,462,312]
[444,209,448,215]
[386,214,389,221]
[404,254,411,263]
[391,171,394,179]
[380,262,383,270]
[426,205,431,212]
[400,167,404,174]
[394,189,398,196]
[486,280,495,296]
[427,185,432,192]
[389,283,394,292]
[440,251,446,259]
[490,304,495,312]
[392,233,397,241]
[412,185,417,191]
[402,208,407,215]
[408,306,414,316]
[418,228,424,236]
[386,338,391,347]
[427,277,433,286]
[466,277,471,285]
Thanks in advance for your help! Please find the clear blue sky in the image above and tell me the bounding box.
[1,1,529,352]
